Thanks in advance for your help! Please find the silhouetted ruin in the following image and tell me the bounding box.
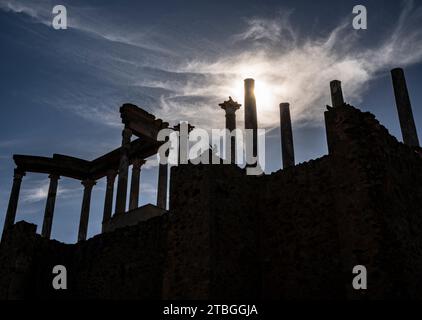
[1,68,422,299]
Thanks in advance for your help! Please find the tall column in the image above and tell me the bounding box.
[330,80,345,108]
[219,97,241,163]
[2,169,25,239]
[129,158,145,210]
[391,68,420,147]
[102,169,117,232]
[244,79,258,161]
[41,174,60,239]
[115,128,132,214]
[173,123,194,164]
[78,179,96,242]
[279,103,295,168]
[157,163,168,210]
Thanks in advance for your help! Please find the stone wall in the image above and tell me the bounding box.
[0,216,168,299]
[2,104,422,299]
[163,164,260,299]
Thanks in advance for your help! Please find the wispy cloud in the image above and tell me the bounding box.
[234,10,297,46]
[167,0,422,128]
[141,181,157,195]
[21,178,80,203]
[2,0,422,131]
[0,0,175,54]
[0,0,43,20]
[75,0,422,130]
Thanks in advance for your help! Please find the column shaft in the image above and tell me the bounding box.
[2,170,25,239]
[226,112,237,163]
[41,174,60,239]
[244,79,258,159]
[279,103,295,168]
[220,97,241,164]
[102,170,116,232]
[226,112,236,132]
[115,128,132,214]
[330,80,345,108]
[78,179,96,242]
[157,163,168,209]
[129,159,144,210]
[391,68,420,147]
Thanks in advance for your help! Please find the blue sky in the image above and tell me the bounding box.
[1,0,422,243]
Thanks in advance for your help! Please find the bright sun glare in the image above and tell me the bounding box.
[222,65,290,119]
[229,77,285,115]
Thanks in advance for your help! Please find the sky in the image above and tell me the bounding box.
[1,0,422,243]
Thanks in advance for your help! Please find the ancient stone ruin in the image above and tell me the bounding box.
[1,68,422,299]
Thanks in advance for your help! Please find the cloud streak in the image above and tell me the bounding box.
[21,178,81,204]
[2,0,422,131]
[173,0,422,128]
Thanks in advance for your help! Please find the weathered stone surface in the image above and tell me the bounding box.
[391,68,420,147]
[78,179,96,242]
[330,80,345,108]
[220,97,241,163]
[279,103,295,168]
[2,170,25,240]
[41,174,60,239]
[102,170,117,232]
[244,79,258,160]
[115,128,132,214]
[156,163,168,210]
[2,104,422,299]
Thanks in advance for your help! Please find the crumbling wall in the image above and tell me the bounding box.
[70,215,168,299]
[2,105,422,299]
[0,222,40,299]
[325,105,422,299]
[259,157,346,299]
[163,164,260,299]
[0,216,168,299]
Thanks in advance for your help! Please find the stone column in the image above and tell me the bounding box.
[78,179,96,242]
[157,163,168,210]
[219,97,241,163]
[330,80,345,108]
[173,123,194,164]
[41,174,60,239]
[115,128,132,214]
[2,169,25,239]
[391,68,420,147]
[129,158,146,210]
[102,169,117,232]
[279,103,295,168]
[244,79,258,161]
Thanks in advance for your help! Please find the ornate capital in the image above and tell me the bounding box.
[219,96,241,113]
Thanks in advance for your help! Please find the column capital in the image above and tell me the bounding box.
[132,158,146,169]
[48,174,60,181]
[173,122,195,133]
[219,96,241,114]
[81,179,96,189]
[122,127,132,140]
[106,169,117,180]
[13,169,25,180]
